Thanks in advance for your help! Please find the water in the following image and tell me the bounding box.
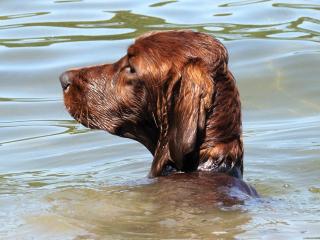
[1,0,320,239]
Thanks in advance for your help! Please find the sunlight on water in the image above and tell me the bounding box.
[0,0,320,239]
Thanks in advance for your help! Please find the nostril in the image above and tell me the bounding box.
[59,72,72,91]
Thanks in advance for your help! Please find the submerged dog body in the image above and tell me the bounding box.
[60,30,244,180]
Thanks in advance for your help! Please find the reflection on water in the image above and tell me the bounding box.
[0,0,320,239]
[1,2,320,47]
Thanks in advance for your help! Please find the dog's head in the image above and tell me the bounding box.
[60,30,242,177]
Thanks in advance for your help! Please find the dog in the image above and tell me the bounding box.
[60,30,258,198]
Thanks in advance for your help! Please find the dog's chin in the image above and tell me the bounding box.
[67,108,118,134]
[73,113,97,130]
[64,102,89,128]
[76,116,91,129]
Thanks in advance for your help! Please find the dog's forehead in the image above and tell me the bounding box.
[128,30,194,56]
[135,30,163,40]
[135,30,193,41]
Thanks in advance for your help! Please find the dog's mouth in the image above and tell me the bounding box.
[68,104,88,126]
[62,92,92,129]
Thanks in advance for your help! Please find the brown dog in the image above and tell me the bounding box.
[60,30,256,197]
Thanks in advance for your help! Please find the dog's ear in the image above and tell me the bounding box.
[150,59,214,177]
[167,58,213,171]
[150,58,214,176]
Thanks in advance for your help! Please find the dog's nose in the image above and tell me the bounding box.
[59,71,72,91]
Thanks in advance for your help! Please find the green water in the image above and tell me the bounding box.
[1,0,320,239]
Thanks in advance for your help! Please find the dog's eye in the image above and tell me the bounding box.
[125,65,136,74]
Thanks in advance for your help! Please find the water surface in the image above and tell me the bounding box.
[1,0,320,239]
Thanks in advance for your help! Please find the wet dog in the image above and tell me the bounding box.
[60,30,258,199]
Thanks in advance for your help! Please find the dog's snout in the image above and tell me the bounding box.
[59,71,72,91]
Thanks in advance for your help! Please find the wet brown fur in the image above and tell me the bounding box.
[61,30,245,181]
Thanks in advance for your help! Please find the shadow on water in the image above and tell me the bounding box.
[0,170,260,239]
[40,173,257,239]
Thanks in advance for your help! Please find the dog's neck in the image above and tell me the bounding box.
[133,71,243,178]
